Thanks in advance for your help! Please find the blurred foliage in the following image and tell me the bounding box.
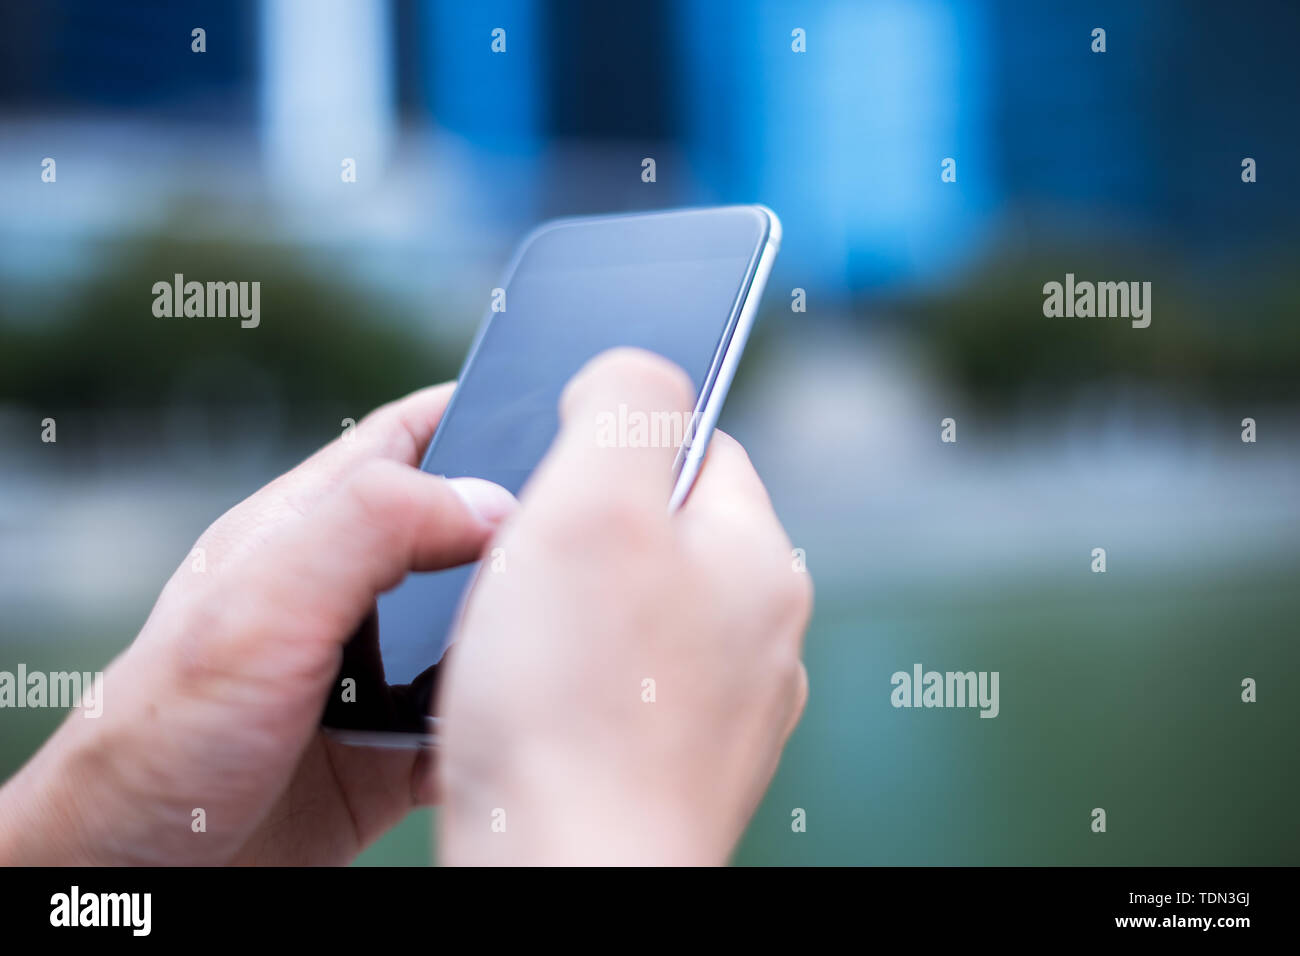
[880,242,1300,410]
[0,233,466,422]
[5,231,1297,422]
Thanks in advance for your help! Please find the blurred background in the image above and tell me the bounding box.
[1,0,1297,864]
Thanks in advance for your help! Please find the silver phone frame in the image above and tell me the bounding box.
[325,205,782,750]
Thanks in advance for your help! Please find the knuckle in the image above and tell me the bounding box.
[790,667,809,719]
[166,589,240,690]
[790,567,815,621]
[764,643,805,700]
[768,560,814,631]
[788,661,810,720]
[597,498,664,545]
[344,460,411,529]
[772,643,803,680]
[536,490,667,555]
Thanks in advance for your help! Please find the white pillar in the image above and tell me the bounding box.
[260,0,395,201]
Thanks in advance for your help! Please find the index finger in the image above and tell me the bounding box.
[189,383,456,571]
[297,381,457,481]
[250,383,456,511]
[524,348,698,513]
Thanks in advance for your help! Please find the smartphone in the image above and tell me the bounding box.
[322,205,781,747]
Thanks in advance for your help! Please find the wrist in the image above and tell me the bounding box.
[439,744,727,866]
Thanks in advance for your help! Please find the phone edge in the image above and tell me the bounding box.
[668,205,781,511]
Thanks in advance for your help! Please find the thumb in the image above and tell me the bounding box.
[238,460,516,640]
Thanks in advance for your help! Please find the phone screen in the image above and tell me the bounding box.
[325,207,771,735]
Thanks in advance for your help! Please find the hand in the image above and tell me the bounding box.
[438,349,813,865]
[0,384,516,865]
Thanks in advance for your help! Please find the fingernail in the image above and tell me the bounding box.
[445,477,518,525]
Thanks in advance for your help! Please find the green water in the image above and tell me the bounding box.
[5,559,1296,866]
